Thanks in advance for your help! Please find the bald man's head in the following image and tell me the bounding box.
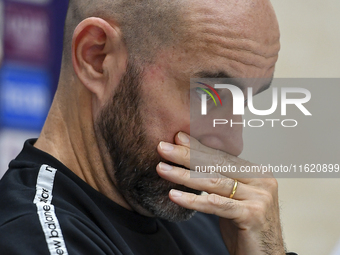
[39,0,280,222]
[62,0,187,66]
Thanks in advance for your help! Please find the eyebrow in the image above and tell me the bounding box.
[193,70,274,94]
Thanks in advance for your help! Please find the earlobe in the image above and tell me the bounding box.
[72,17,127,102]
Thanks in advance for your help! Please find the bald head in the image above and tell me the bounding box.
[62,0,187,66]
[62,0,279,71]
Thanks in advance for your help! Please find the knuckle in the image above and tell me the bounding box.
[262,191,274,207]
[236,205,250,222]
[182,147,190,165]
[212,155,227,167]
[226,154,239,167]
[209,177,223,187]
[241,206,250,219]
[267,178,278,190]
[207,194,221,206]
[220,200,236,212]
[207,194,235,212]
[254,177,278,192]
[250,194,273,220]
[255,188,274,207]
[249,202,266,220]
[187,194,198,205]
[183,146,190,160]
[179,169,190,182]
[209,177,233,190]
[242,198,278,226]
[262,178,279,194]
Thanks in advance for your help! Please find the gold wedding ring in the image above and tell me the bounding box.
[229,180,238,199]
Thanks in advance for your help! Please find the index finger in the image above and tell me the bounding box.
[177,132,274,180]
[160,138,272,183]
[176,132,225,156]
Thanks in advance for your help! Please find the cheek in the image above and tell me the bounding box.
[141,92,190,144]
[190,102,244,156]
[197,121,244,156]
[140,58,192,143]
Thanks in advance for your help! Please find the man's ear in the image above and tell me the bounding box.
[72,17,127,102]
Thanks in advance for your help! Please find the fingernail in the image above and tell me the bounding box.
[170,189,183,197]
[159,162,173,171]
[178,132,189,144]
[160,142,174,151]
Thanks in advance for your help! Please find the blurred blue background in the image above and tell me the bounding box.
[0,0,68,176]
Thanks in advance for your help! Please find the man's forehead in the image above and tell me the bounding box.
[184,0,280,42]
[143,0,280,85]
[170,0,280,78]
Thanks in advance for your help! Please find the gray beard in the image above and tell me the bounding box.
[95,61,200,222]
